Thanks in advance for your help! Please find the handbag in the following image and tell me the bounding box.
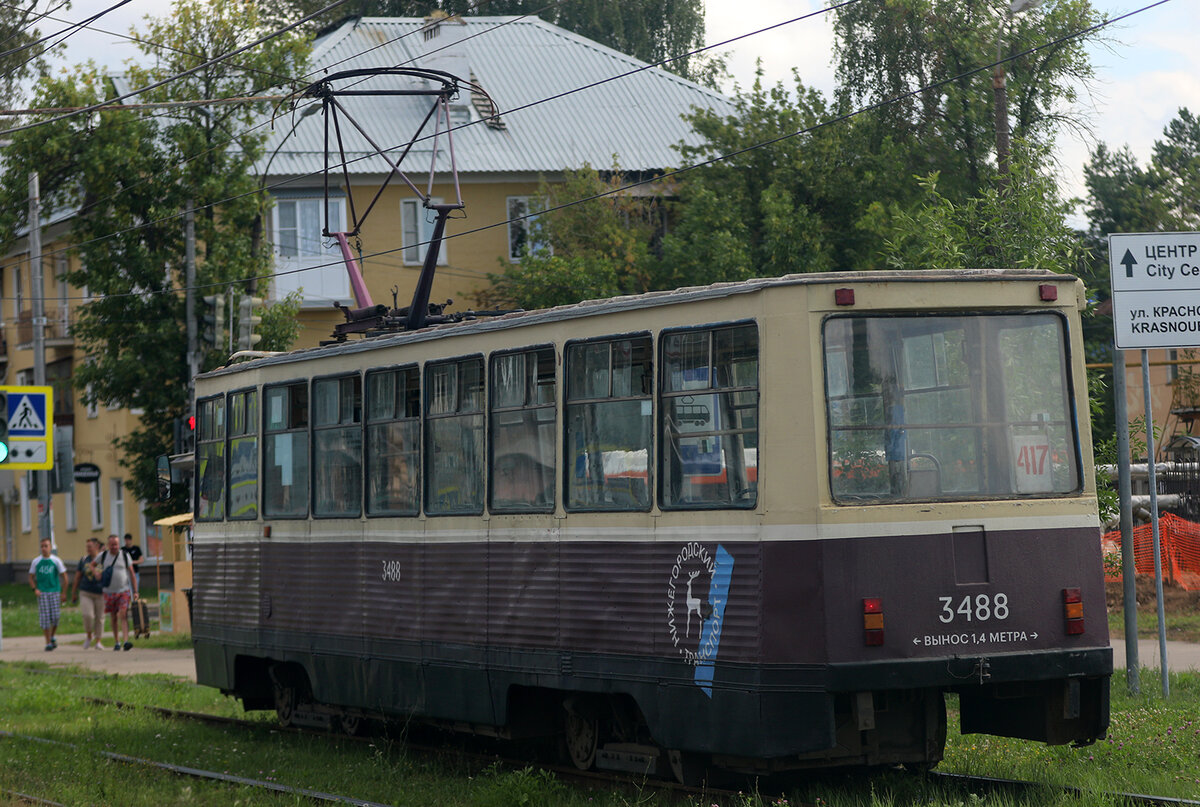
[100,552,125,588]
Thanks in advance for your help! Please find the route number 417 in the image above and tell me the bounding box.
[1012,434,1053,493]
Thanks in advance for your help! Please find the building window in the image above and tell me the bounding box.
[424,357,483,514]
[19,475,31,532]
[65,485,77,531]
[400,198,448,265]
[14,261,23,313]
[271,197,350,305]
[110,478,125,538]
[90,480,103,529]
[366,366,420,516]
[506,196,547,261]
[565,335,653,511]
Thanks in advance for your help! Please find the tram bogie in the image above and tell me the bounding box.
[190,270,1111,775]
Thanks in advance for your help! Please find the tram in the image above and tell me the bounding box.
[190,269,1110,777]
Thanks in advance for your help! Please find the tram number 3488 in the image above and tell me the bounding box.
[938,593,1009,623]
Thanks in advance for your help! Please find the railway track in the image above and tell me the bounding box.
[927,770,1200,807]
[8,685,1198,806]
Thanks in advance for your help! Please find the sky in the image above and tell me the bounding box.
[31,0,1200,221]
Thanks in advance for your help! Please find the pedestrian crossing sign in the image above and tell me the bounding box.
[0,385,53,470]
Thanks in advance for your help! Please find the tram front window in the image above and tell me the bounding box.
[823,313,1080,503]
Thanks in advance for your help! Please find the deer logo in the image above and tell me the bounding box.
[686,570,703,638]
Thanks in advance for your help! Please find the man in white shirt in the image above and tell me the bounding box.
[100,533,138,651]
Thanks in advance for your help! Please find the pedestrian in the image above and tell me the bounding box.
[100,533,138,651]
[28,537,67,651]
[70,537,106,649]
[122,532,143,571]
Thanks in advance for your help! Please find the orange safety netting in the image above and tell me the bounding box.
[1101,512,1200,591]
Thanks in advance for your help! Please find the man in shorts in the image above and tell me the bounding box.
[100,533,138,651]
[28,537,67,651]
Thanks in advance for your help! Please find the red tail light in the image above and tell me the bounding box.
[863,597,884,646]
[1063,588,1084,635]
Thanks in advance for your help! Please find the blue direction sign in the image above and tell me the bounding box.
[1,385,53,470]
[1109,231,1200,350]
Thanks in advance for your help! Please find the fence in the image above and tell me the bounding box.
[1101,512,1200,591]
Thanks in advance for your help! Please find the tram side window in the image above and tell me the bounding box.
[366,366,420,516]
[196,395,225,521]
[565,335,652,511]
[660,324,758,509]
[425,357,484,515]
[264,382,310,517]
[824,313,1080,503]
[313,375,363,517]
[227,389,258,520]
[490,347,556,513]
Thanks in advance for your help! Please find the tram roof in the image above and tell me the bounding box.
[197,269,1075,381]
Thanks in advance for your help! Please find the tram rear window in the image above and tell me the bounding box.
[823,313,1080,503]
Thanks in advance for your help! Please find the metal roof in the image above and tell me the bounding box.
[260,15,736,179]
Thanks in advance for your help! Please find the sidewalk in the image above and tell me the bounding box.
[1110,637,1200,673]
[0,633,196,680]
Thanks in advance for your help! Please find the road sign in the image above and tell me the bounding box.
[1109,231,1200,350]
[0,385,53,470]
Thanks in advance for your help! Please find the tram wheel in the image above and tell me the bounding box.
[338,711,366,736]
[273,679,298,728]
[667,749,707,786]
[563,706,599,770]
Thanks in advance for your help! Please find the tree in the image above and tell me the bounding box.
[881,144,1085,275]
[478,164,664,310]
[831,0,1104,201]
[255,0,713,83]
[661,70,920,282]
[0,0,309,512]
[0,0,52,129]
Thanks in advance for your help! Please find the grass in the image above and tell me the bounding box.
[0,581,164,639]
[1107,606,1200,643]
[2,662,1199,806]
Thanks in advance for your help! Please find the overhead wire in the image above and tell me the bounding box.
[13,0,832,279]
[0,0,132,61]
[12,0,1168,304]
[0,0,72,49]
[0,0,353,136]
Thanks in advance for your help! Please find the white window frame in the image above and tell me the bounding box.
[19,475,30,532]
[400,197,448,266]
[110,478,124,538]
[271,196,350,306]
[506,195,548,262]
[90,480,103,530]
[65,485,77,531]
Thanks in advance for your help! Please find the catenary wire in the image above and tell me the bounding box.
[2,0,552,264]
[14,0,839,279]
[15,0,1164,303]
[0,0,72,49]
[0,0,132,60]
[0,0,352,136]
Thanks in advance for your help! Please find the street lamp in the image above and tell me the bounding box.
[993,0,1042,177]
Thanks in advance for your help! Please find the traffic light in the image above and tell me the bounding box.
[201,293,225,348]
[238,295,264,350]
[0,390,8,464]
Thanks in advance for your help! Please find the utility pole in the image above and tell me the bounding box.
[186,201,198,398]
[28,172,51,544]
